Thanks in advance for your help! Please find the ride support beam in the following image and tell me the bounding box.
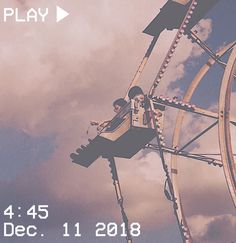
[152,98,236,124]
[218,46,236,208]
[108,157,132,243]
[177,120,218,152]
[124,36,158,101]
[186,30,236,79]
[146,144,223,167]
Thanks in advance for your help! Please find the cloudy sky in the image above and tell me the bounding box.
[0,0,235,242]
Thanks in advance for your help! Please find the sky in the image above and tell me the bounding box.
[0,0,236,243]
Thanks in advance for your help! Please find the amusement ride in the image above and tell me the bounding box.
[70,1,236,242]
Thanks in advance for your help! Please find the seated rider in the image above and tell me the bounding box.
[128,86,145,102]
[105,98,128,131]
[128,85,163,122]
[90,98,127,131]
[113,98,128,113]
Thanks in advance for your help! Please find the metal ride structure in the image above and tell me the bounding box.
[70,0,236,242]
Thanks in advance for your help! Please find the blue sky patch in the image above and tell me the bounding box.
[0,127,55,181]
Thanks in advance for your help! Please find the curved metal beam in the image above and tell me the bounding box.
[218,46,236,207]
[170,42,234,243]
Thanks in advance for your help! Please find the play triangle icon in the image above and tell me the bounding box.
[56,6,69,23]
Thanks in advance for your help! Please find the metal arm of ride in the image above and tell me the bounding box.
[186,30,236,79]
[108,157,132,243]
[152,98,236,124]
[149,0,198,98]
[177,120,218,153]
[146,144,223,167]
[149,101,192,242]
[124,36,158,101]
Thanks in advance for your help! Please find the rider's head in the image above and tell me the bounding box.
[128,86,144,102]
[113,98,127,113]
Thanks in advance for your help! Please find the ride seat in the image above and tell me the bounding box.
[70,99,164,167]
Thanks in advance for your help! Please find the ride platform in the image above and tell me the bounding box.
[70,100,163,167]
